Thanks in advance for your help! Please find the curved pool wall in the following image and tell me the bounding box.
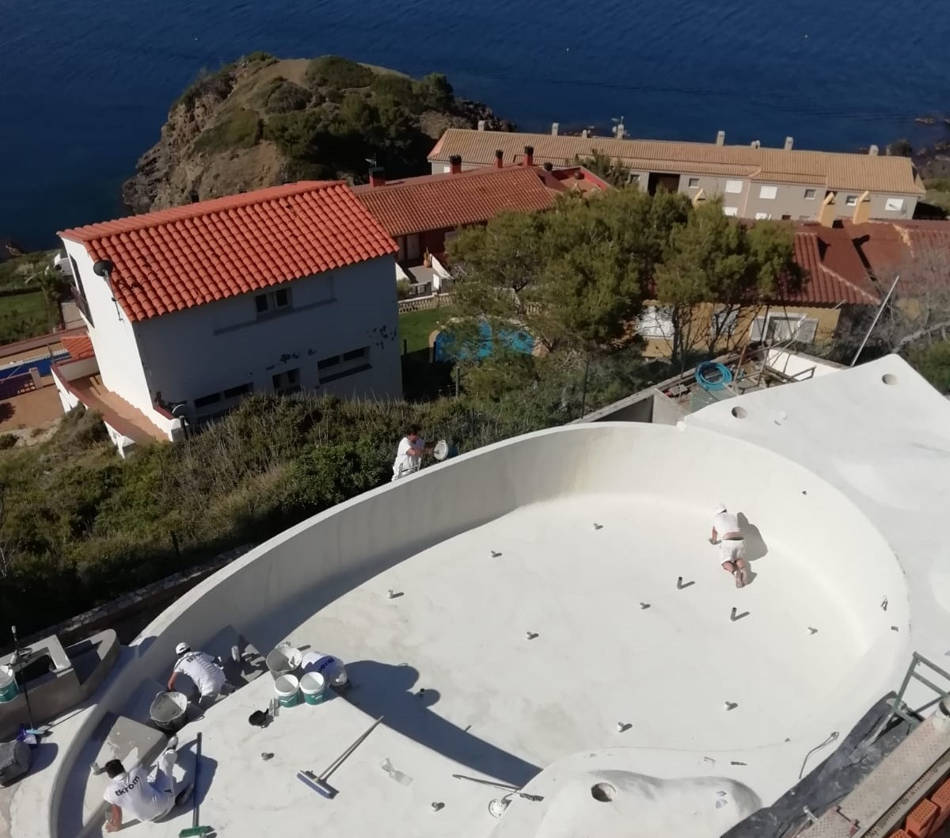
[46,421,910,834]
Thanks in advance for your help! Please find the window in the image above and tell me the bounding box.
[751,314,819,344]
[272,368,300,395]
[845,195,857,207]
[69,256,94,326]
[781,214,792,220]
[687,177,700,189]
[754,212,772,220]
[725,180,743,194]
[317,346,371,384]
[637,306,674,339]
[626,173,640,186]
[804,188,817,200]
[885,197,905,212]
[711,308,738,339]
[223,383,252,399]
[255,287,292,316]
[723,206,739,217]
[759,185,778,200]
[194,392,221,409]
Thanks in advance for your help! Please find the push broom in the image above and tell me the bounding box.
[179,732,213,837]
[297,716,384,799]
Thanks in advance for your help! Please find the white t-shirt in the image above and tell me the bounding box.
[104,766,170,823]
[392,436,424,479]
[174,651,225,697]
[713,511,741,539]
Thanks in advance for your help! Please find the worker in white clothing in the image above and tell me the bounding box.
[711,504,749,588]
[103,737,184,831]
[391,424,433,481]
[168,642,229,709]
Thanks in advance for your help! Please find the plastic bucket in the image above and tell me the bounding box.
[275,674,300,708]
[149,691,189,732]
[299,672,326,705]
[0,668,18,703]
[266,644,302,678]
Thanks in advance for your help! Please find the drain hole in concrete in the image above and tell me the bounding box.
[882,373,897,385]
[731,406,747,419]
[591,782,616,802]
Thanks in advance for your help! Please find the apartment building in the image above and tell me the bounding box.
[428,128,925,222]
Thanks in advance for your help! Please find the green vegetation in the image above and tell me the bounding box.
[173,52,276,111]
[304,55,374,89]
[0,435,17,450]
[0,290,50,343]
[0,251,70,342]
[399,308,447,353]
[906,339,950,393]
[193,108,262,154]
[256,77,312,114]
[924,178,950,216]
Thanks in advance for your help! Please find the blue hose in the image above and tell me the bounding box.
[695,361,733,391]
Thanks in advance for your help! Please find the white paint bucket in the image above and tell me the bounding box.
[299,672,326,705]
[0,667,18,703]
[266,644,302,677]
[275,674,300,707]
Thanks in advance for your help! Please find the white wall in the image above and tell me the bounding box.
[61,240,154,415]
[126,255,401,419]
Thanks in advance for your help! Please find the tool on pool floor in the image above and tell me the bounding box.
[179,732,213,837]
[451,773,544,802]
[298,715,384,799]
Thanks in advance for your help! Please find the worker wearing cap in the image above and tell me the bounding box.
[391,424,433,481]
[168,642,228,709]
[711,504,749,588]
[103,736,182,831]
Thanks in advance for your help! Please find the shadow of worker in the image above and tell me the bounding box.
[737,512,769,563]
[343,660,540,788]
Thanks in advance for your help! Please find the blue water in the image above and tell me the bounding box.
[434,322,534,362]
[2,0,948,249]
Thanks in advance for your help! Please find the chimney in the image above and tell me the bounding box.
[551,122,560,136]
[581,129,590,139]
[751,140,761,149]
[818,191,836,227]
[784,136,794,151]
[495,149,504,168]
[715,130,726,146]
[852,190,871,224]
[449,154,462,175]
[523,145,534,167]
[477,120,486,131]
[869,144,879,156]
[369,166,385,187]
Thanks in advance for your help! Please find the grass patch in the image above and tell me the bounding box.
[399,308,448,353]
[0,290,52,342]
[304,55,374,90]
[0,251,56,291]
[193,108,262,153]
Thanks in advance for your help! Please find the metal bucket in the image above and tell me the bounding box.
[149,691,189,732]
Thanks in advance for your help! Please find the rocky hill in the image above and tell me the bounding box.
[123,53,511,214]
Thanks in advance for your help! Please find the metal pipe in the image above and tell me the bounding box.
[851,274,900,366]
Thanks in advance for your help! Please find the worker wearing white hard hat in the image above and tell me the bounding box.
[167,642,228,709]
[710,504,749,588]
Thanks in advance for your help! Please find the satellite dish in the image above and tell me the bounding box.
[93,259,114,277]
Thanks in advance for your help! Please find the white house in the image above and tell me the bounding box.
[52,181,401,455]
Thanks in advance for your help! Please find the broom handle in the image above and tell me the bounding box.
[320,716,383,781]
[193,732,202,828]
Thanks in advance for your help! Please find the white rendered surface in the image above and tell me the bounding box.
[9,356,949,838]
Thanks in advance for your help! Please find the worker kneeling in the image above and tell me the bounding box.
[711,504,749,588]
[168,642,231,710]
[103,737,184,831]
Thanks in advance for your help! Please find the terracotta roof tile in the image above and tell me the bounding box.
[430,129,925,195]
[787,224,879,306]
[60,334,95,360]
[353,165,596,238]
[59,182,397,322]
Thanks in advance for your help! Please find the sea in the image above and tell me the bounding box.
[1,0,948,249]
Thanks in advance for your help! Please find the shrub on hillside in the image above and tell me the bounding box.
[255,77,313,114]
[0,434,17,449]
[305,55,374,90]
[193,108,262,153]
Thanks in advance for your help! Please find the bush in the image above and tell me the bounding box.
[371,73,417,108]
[193,108,262,153]
[305,55,374,90]
[265,79,312,113]
[0,434,17,449]
[174,65,237,112]
[396,279,411,300]
[413,73,454,111]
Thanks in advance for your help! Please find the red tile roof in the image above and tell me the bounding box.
[844,219,950,292]
[787,224,879,306]
[60,334,95,360]
[353,165,588,238]
[59,182,397,322]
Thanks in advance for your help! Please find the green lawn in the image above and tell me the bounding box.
[398,308,448,354]
[0,291,51,344]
